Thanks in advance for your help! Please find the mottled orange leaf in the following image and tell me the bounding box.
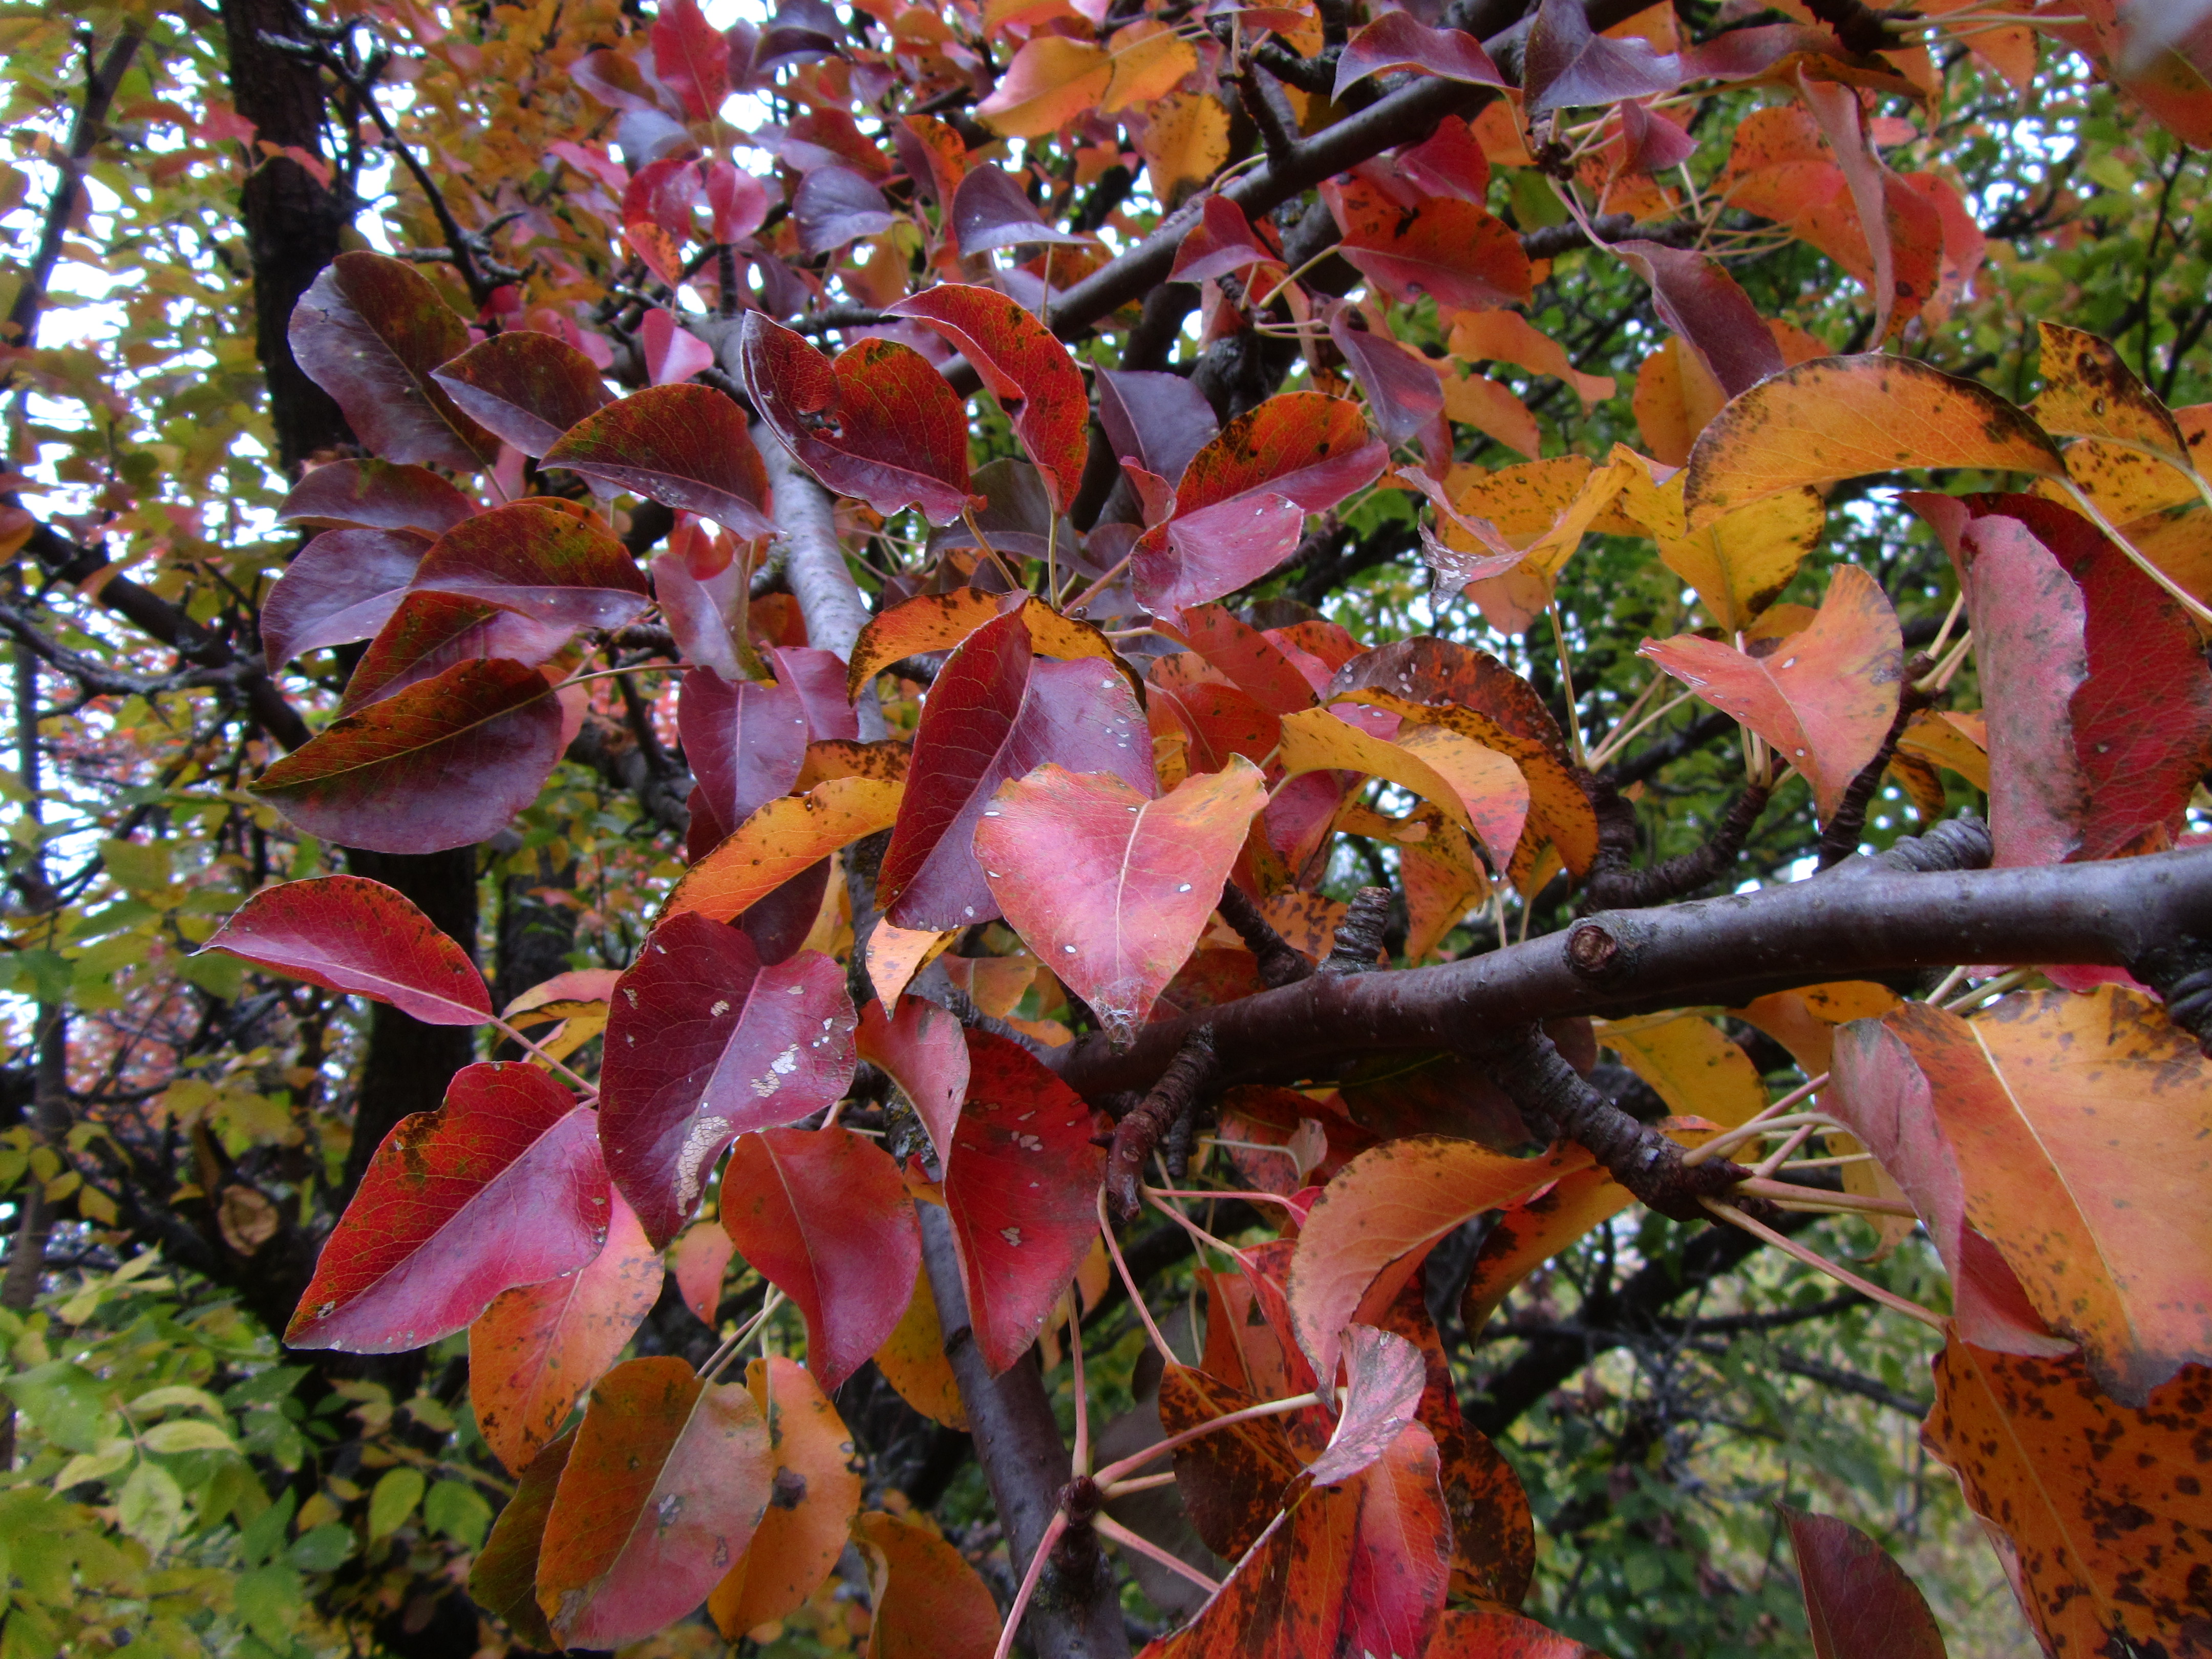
[1277,707,1528,870]
[871,1259,966,1430]
[852,1509,1003,1659]
[708,1356,865,1636]
[663,777,905,924]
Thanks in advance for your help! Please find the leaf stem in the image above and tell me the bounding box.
[2059,477,2212,628]
[964,506,1025,592]
[1097,1186,1178,1362]
[990,1509,1068,1659]
[697,1287,786,1382]
[1546,603,1589,770]
[1701,1199,1947,1331]
[1092,1511,1222,1595]
[1090,1391,1325,1488]
[485,1015,600,1097]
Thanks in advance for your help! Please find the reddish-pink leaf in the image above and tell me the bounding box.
[1333,12,1505,98]
[1096,367,1218,487]
[544,382,777,539]
[1781,1507,1949,1659]
[1425,1609,1600,1659]
[1169,195,1277,286]
[1639,565,1902,822]
[1826,1014,2074,1357]
[1617,99,1699,176]
[340,591,573,711]
[1148,671,1282,776]
[408,498,649,630]
[671,1219,736,1324]
[703,160,769,243]
[655,533,751,682]
[975,757,1265,1043]
[888,283,1087,511]
[1397,118,1492,203]
[878,609,1154,932]
[1135,393,1388,618]
[1524,0,1681,112]
[1330,181,1532,313]
[1172,605,1324,713]
[200,874,490,1024]
[740,315,976,525]
[599,912,857,1245]
[719,1125,920,1388]
[1613,240,1785,398]
[468,1430,573,1650]
[538,1356,772,1647]
[949,162,1092,253]
[259,529,426,668]
[1328,310,1445,448]
[279,459,475,539]
[249,658,566,854]
[855,994,969,1168]
[471,1187,663,1475]
[769,645,857,741]
[640,305,718,386]
[1304,1325,1428,1485]
[623,154,702,239]
[1140,1420,1451,1659]
[287,1062,606,1351]
[431,331,612,458]
[650,0,728,120]
[944,1030,1108,1374]
[288,251,498,471]
[678,668,811,844]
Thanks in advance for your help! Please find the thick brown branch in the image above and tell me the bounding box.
[1322,884,1393,974]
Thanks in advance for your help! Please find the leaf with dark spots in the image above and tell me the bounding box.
[1923,1340,2211,1659]
[662,776,906,924]
[279,459,475,539]
[544,382,777,539]
[470,1186,662,1475]
[718,1126,918,1389]
[678,668,811,849]
[598,913,856,1246]
[877,610,1153,932]
[1426,1609,1601,1658]
[2029,321,2194,463]
[341,591,573,711]
[258,529,426,668]
[431,331,612,457]
[288,251,499,471]
[1095,367,1219,487]
[201,874,491,1024]
[888,283,1087,509]
[941,1030,1107,1375]
[1158,1364,1304,1559]
[707,1357,864,1635]
[410,498,650,631]
[468,1430,574,1651]
[248,659,566,855]
[1781,1506,1948,1659]
[1134,393,1388,618]
[1140,1420,1452,1659]
[537,1356,772,1648]
[1332,12,1505,99]
[949,161,1092,253]
[287,1062,606,1352]
[1329,181,1532,313]
[740,314,976,525]
[1523,0,1681,112]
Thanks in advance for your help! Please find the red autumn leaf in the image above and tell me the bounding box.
[671,1219,735,1324]
[599,912,858,1246]
[259,528,426,668]
[1289,1136,1592,1380]
[1397,118,1492,203]
[640,305,718,386]
[623,155,703,239]
[431,331,612,457]
[409,498,650,631]
[739,314,976,525]
[339,591,573,712]
[855,994,969,1168]
[650,0,727,120]
[279,458,475,540]
[1640,564,1902,822]
[1134,393,1389,618]
[1781,1506,1948,1659]
[1140,1420,1452,1659]
[678,668,811,846]
[1172,605,1325,713]
[852,1509,1005,1659]
[1426,1609,1601,1658]
[1303,1325,1428,1485]
[1158,1363,1308,1558]
[1617,99,1699,176]
[887,283,1087,511]
[703,160,768,243]
[1169,195,1277,286]
[719,1125,919,1388]
[200,874,491,1024]
[975,758,1263,1042]
[942,1030,1108,1374]
[1612,239,1785,398]
[877,609,1154,932]
[1332,12,1505,98]
[544,382,777,540]
[287,1061,607,1351]
[537,1355,773,1648]
[1330,181,1533,313]
[1148,671,1282,777]
[288,251,499,471]
[248,658,567,855]
[470,1185,663,1475]
[1096,366,1219,486]
[1523,0,1681,111]
[1328,310,1445,449]
[468,1430,573,1651]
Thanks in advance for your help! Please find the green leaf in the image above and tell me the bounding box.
[98,837,173,895]
[422,1479,491,1550]
[50,1441,135,1493]
[367,1467,425,1540]
[2,1361,116,1453]
[128,1383,227,1418]
[287,1523,353,1571]
[116,1460,185,1551]
[238,1489,296,1568]
[232,1563,305,1642]
[140,1418,237,1455]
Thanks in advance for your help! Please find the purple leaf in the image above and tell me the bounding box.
[260,529,424,668]
[1618,100,1699,175]
[1612,240,1784,398]
[678,668,811,839]
[342,591,573,711]
[768,644,858,740]
[1168,195,1278,286]
[1329,309,1445,448]
[950,162,1092,254]
[409,499,651,631]
[1523,0,1681,113]
[653,544,751,682]
[598,912,857,1245]
[1780,1507,1949,1659]
[543,383,777,539]
[279,459,475,540]
[432,333,612,459]
[1333,13,1505,99]
[795,164,896,257]
[1095,368,1218,488]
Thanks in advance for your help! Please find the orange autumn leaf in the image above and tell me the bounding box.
[708,1357,865,1636]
